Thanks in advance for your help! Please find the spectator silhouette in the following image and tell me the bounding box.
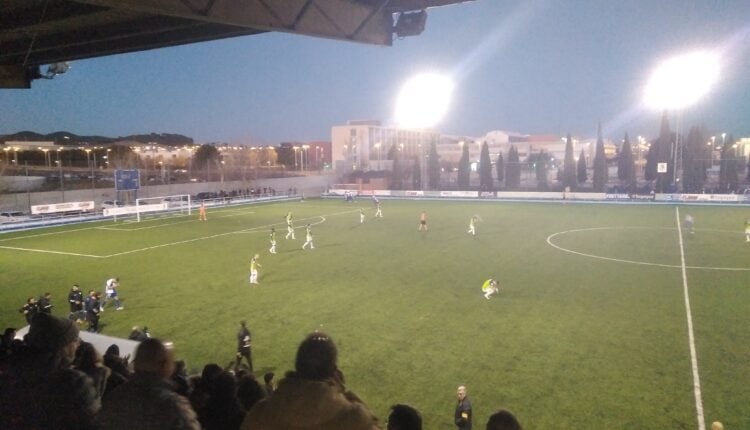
[237,373,267,411]
[202,370,246,430]
[263,371,276,396]
[171,359,192,397]
[387,403,423,430]
[486,409,522,430]
[190,363,223,422]
[97,338,200,430]
[0,312,99,429]
[0,327,16,358]
[240,331,380,429]
[74,340,111,400]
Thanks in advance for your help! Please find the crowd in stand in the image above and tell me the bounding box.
[1,312,525,429]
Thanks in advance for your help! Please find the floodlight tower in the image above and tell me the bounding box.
[643,50,720,189]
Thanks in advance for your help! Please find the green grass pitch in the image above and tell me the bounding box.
[1,199,749,429]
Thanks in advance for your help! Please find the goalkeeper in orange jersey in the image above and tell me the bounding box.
[198,202,207,221]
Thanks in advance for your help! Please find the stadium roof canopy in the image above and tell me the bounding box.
[0,0,474,88]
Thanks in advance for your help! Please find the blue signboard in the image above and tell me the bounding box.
[115,169,140,191]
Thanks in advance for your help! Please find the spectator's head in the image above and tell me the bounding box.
[387,404,422,430]
[210,370,238,400]
[486,409,522,430]
[457,385,468,401]
[133,338,174,378]
[2,327,16,341]
[26,312,80,359]
[174,359,187,375]
[74,341,102,369]
[72,284,79,291]
[263,372,274,384]
[240,320,246,328]
[711,422,724,430]
[105,344,120,356]
[237,374,266,410]
[43,292,51,299]
[200,363,223,388]
[295,332,338,380]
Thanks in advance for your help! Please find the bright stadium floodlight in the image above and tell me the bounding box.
[395,73,453,129]
[643,50,720,110]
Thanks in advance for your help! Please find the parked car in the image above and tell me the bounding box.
[0,211,31,223]
[192,192,218,201]
[100,200,125,210]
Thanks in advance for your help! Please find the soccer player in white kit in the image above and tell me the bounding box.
[360,208,365,224]
[103,278,123,310]
[684,214,695,235]
[374,202,383,218]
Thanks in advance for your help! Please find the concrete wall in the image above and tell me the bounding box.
[0,173,336,212]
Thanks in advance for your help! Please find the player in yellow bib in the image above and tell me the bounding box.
[249,254,261,284]
[302,224,315,250]
[482,279,498,299]
[467,216,477,236]
[285,212,295,239]
[269,228,277,254]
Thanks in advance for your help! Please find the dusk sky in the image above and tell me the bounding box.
[2,0,749,145]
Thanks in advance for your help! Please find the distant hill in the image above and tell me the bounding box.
[0,131,194,146]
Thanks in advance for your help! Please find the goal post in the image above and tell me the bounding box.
[134,194,192,222]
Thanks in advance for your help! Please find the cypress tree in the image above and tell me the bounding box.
[457,143,471,190]
[592,123,608,192]
[618,133,637,193]
[563,134,578,190]
[535,150,550,190]
[388,144,403,190]
[411,156,421,190]
[719,134,739,192]
[427,142,440,190]
[577,149,588,185]
[496,152,505,187]
[479,142,493,190]
[506,145,521,189]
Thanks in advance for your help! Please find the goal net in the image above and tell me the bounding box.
[134,194,192,222]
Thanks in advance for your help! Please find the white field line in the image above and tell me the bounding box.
[675,208,706,430]
[101,209,256,231]
[0,245,104,258]
[0,209,357,259]
[103,208,358,258]
[546,227,750,271]
[0,225,102,242]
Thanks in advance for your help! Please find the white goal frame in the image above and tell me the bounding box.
[134,194,192,222]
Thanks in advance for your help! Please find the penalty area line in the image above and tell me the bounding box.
[675,207,705,430]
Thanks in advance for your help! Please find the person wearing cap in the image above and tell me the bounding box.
[97,338,201,430]
[0,312,99,429]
